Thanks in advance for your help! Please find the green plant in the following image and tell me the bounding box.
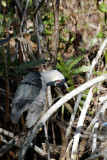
[43,11,75,54]
[57,54,90,91]
[98,3,107,13]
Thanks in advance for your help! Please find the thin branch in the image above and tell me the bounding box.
[33,0,44,57]
[2,48,10,123]
[47,86,53,107]
[20,0,30,31]
[85,149,107,160]
[44,123,50,160]
[0,139,15,156]
[79,101,107,157]
[99,94,107,104]
[0,128,14,138]
[89,38,107,77]
[86,101,107,132]
[33,0,45,15]
[49,0,60,69]
[0,88,13,100]
[65,139,73,160]
[0,134,8,143]
[15,0,23,18]
[66,92,83,138]
[97,64,107,95]
[91,122,99,153]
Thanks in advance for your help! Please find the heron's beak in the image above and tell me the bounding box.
[64,82,69,89]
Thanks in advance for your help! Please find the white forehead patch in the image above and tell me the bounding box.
[41,70,64,84]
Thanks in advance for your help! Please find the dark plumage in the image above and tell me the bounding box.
[11,70,65,128]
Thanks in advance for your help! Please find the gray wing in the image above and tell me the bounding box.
[25,76,47,128]
[11,72,42,124]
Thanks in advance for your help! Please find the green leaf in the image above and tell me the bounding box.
[0,26,4,34]
[65,56,74,66]
[56,63,64,73]
[82,93,88,100]
[93,87,98,93]
[69,65,90,74]
[97,30,104,38]
[14,60,48,73]
[70,37,75,43]
[64,29,69,33]
[45,28,53,35]
[57,54,66,69]
[29,0,32,5]
[59,16,66,23]
[80,100,85,106]
[88,110,92,115]
[67,54,85,71]
[59,34,68,42]
[82,89,93,101]
[67,86,74,92]
[99,3,107,13]
[92,70,102,76]
[83,89,90,95]
[0,14,3,20]
[105,49,107,63]
[67,79,74,85]
[84,24,90,28]
[78,47,85,52]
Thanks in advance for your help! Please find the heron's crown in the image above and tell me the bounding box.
[41,70,65,86]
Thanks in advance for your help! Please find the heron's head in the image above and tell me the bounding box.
[41,70,65,86]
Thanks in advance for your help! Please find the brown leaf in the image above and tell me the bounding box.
[8,151,15,159]
[9,38,16,48]
[17,33,37,51]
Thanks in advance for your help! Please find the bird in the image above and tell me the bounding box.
[11,70,65,128]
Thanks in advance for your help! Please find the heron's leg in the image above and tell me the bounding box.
[20,115,25,129]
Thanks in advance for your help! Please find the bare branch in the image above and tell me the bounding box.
[71,88,93,160]
[20,0,30,32]
[0,128,14,138]
[49,0,60,69]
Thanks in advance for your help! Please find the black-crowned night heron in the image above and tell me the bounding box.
[11,70,65,128]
